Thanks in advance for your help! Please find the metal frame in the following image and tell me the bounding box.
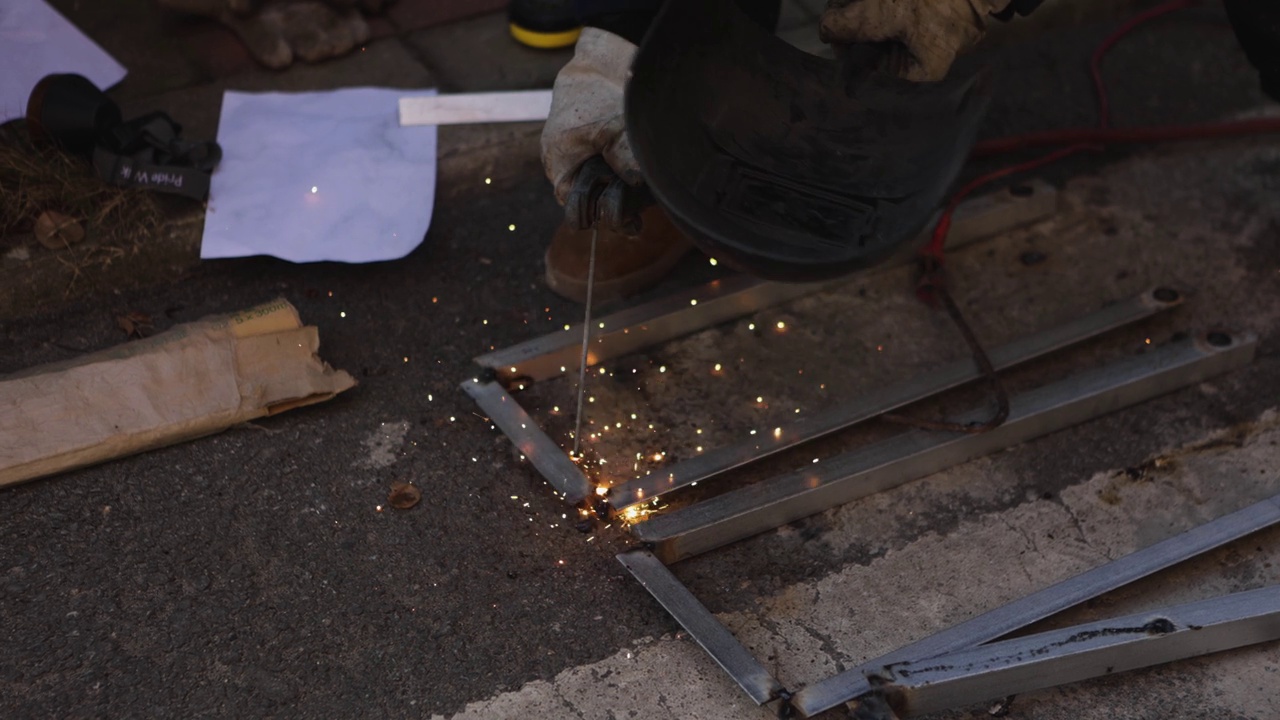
[475,182,1057,385]
[461,379,593,504]
[463,183,1064,510]
[620,489,1280,717]
[463,183,1270,717]
[609,287,1183,511]
[631,332,1256,563]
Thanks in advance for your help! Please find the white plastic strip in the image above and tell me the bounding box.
[398,90,553,126]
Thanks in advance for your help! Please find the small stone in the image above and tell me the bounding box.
[388,482,421,510]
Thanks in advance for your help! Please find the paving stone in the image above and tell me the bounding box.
[405,12,571,92]
[388,0,509,33]
[777,0,818,32]
[46,0,206,100]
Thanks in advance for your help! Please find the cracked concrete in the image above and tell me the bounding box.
[435,406,1280,719]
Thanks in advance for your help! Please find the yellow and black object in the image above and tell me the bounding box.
[509,0,581,49]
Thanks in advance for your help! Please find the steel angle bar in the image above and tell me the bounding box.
[791,491,1280,716]
[461,379,593,504]
[853,584,1280,718]
[475,182,1057,384]
[609,287,1183,510]
[617,549,786,705]
[631,332,1257,563]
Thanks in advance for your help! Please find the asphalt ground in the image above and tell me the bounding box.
[2,6,1279,718]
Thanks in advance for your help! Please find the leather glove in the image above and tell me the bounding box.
[819,0,1014,82]
[541,27,642,205]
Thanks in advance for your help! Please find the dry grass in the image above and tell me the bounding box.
[0,122,163,261]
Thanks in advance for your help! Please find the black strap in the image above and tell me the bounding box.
[91,112,221,201]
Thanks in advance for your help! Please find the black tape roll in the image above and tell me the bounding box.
[26,73,122,157]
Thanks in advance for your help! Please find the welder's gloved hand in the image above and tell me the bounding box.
[541,27,642,206]
[819,0,1015,82]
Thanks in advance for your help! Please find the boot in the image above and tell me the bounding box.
[544,205,693,304]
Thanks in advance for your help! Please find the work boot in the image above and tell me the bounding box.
[544,205,693,304]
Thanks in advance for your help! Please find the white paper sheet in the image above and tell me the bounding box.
[0,0,128,123]
[202,88,439,263]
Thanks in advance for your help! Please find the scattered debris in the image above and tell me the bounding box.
[388,482,421,510]
[33,210,84,249]
[988,695,1016,717]
[115,311,153,339]
[0,127,162,262]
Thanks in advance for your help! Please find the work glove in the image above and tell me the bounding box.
[541,27,642,206]
[819,0,1015,82]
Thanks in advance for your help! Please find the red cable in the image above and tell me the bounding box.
[1090,0,1197,128]
[971,116,1280,157]
[924,144,1095,260]
[926,0,1279,269]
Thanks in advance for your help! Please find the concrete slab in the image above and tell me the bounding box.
[46,0,206,100]
[428,412,1280,718]
[404,12,572,92]
[388,0,508,34]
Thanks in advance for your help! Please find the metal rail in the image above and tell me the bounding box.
[631,332,1257,563]
[855,584,1280,718]
[791,490,1280,716]
[616,550,786,705]
[461,379,594,504]
[609,287,1183,510]
[476,182,1057,383]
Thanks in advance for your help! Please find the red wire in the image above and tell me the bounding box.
[923,143,1096,261]
[971,116,1280,157]
[925,0,1279,270]
[1090,0,1197,129]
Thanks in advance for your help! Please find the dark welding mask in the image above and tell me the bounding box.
[624,0,990,282]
